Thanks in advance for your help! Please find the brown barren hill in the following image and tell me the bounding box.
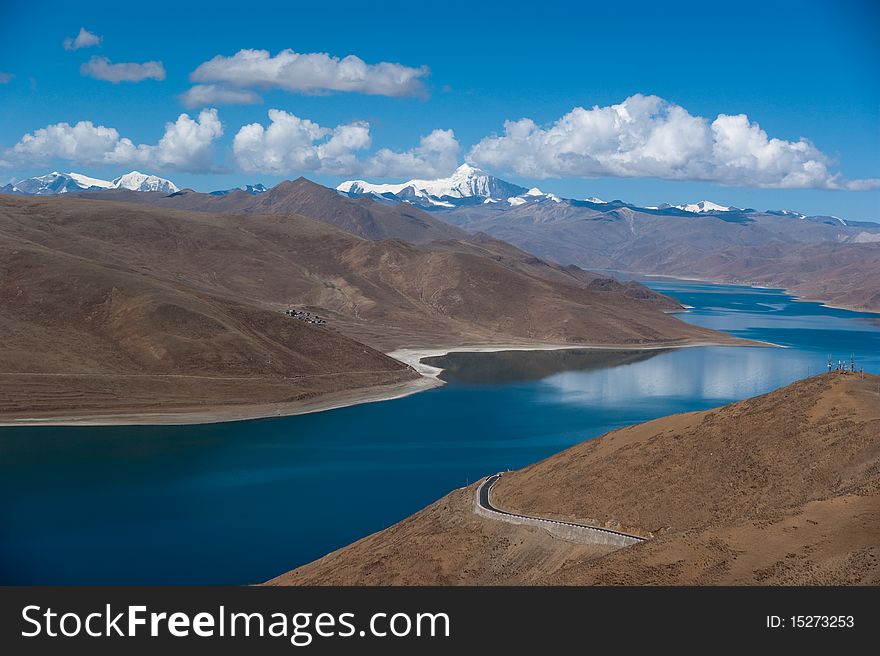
[441,202,880,312]
[0,239,417,423]
[272,372,880,585]
[0,194,738,423]
[80,177,470,244]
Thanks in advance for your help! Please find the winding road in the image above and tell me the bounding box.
[476,473,647,547]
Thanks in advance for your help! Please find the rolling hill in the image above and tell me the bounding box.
[77,177,469,244]
[273,372,880,585]
[339,167,880,312]
[0,194,735,423]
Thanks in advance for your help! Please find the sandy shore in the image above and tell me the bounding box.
[0,375,441,427]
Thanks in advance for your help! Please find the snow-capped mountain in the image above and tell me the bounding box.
[337,164,528,208]
[209,183,269,196]
[672,200,736,213]
[8,171,113,195]
[68,172,114,190]
[336,165,805,219]
[112,171,178,194]
[5,170,179,195]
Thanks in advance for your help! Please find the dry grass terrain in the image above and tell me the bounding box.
[274,372,880,585]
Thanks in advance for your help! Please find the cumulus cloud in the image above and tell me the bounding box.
[0,72,13,84]
[190,49,429,99]
[7,109,222,173]
[232,109,459,178]
[80,56,166,83]
[469,94,879,191]
[363,129,460,178]
[179,84,261,108]
[63,27,101,51]
[233,109,371,175]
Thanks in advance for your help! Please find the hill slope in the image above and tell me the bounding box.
[273,372,880,585]
[0,196,727,350]
[440,204,880,312]
[0,234,418,423]
[0,194,735,422]
[79,178,470,244]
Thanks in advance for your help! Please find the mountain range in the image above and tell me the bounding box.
[0,182,730,423]
[6,164,867,227]
[2,170,180,195]
[337,165,880,311]
[336,163,862,223]
[5,165,880,311]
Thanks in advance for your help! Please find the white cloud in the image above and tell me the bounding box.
[191,49,428,98]
[233,109,371,175]
[63,27,102,51]
[179,84,262,108]
[232,110,458,178]
[469,94,879,191]
[0,71,13,84]
[363,129,460,178]
[11,121,123,163]
[8,109,222,173]
[80,56,166,83]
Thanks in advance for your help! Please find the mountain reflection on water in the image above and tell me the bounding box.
[422,348,667,384]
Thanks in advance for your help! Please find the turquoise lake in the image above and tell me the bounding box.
[1,280,878,584]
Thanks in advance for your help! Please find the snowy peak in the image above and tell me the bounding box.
[7,170,179,195]
[68,172,113,190]
[337,163,528,209]
[11,171,113,195]
[674,200,735,213]
[111,171,179,194]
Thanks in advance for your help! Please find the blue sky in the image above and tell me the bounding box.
[1,0,878,220]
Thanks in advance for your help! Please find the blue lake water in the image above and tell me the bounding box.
[1,280,878,584]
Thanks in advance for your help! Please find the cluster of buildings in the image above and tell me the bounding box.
[285,308,327,325]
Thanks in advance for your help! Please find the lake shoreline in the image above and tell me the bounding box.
[0,338,763,428]
[634,271,880,315]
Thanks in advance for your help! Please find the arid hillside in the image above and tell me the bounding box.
[0,195,728,349]
[0,194,734,422]
[440,203,880,312]
[627,241,880,313]
[274,372,880,585]
[0,233,418,423]
[78,177,470,244]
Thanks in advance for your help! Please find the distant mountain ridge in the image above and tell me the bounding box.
[92,177,472,245]
[3,170,178,195]
[4,166,873,226]
[336,165,871,225]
